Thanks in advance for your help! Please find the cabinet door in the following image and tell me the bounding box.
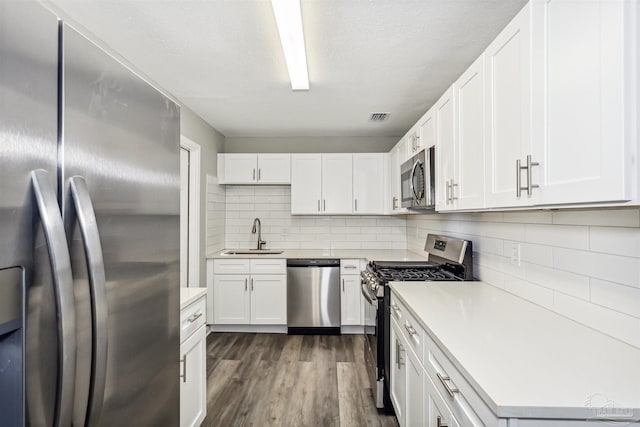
[389,146,401,212]
[353,153,384,214]
[454,55,486,210]
[406,348,424,427]
[213,274,251,324]
[419,109,435,153]
[424,372,454,427]
[390,320,406,427]
[257,154,291,184]
[340,275,362,326]
[532,0,630,205]
[291,154,322,214]
[485,3,533,208]
[435,87,456,212]
[250,274,287,325]
[322,154,353,214]
[222,154,257,184]
[180,325,206,427]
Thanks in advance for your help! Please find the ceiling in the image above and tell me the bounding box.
[49,0,527,138]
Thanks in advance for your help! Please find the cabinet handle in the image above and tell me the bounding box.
[323,200,326,211]
[437,416,448,427]
[342,278,345,292]
[398,342,405,367]
[516,156,539,198]
[445,180,450,205]
[392,196,398,209]
[253,168,256,181]
[344,265,357,269]
[187,312,203,323]
[451,181,458,201]
[245,278,248,292]
[258,168,261,181]
[404,323,418,337]
[180,355,187,383]
[436,372,459,398]
[250,277,254,291]
[526,155,539,196]
[516,159,522,198]
[355,199,358,212]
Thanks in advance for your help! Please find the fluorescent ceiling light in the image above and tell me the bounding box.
[271,0,309,91]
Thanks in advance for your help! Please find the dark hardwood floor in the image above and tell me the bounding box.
[203,333,399,427]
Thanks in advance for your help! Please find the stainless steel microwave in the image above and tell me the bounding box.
[401,146,435,210]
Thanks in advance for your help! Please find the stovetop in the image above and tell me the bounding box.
[373,266,459,282]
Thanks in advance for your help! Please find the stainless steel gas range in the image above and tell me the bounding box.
[361,234,474,411]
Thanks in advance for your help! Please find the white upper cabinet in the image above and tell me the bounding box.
[406,127,421,158]
[454,54,486,210]
[418,109,435,154]
[257,154,291,184]
[219,154,257,184]
[435,86,456,212]
[353,153,384,214]
[218,153,291,184]
[291,154,323,214]
[531,0,633,205]
[484,3,534,208]
[322,154,354,214]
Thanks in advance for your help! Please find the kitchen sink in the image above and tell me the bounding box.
[221,249,285,255]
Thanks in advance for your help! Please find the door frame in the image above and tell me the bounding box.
[180,136,201,287]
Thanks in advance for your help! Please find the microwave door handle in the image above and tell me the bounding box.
[410,161,420,201]
[31,170,76,427]
[69,176,108,427]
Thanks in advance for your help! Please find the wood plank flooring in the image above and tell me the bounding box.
[203,333,399,427]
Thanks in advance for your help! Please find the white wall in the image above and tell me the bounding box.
[407,209,640,349]
[224,186,407,250]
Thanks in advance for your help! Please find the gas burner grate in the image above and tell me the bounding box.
[375,267,458,282]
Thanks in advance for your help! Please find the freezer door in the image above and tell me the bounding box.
[60,23,181,426]
[0,3,66,427]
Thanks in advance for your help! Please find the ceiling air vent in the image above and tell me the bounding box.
[369,112,390,122]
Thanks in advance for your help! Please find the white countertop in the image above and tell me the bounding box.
[207,249,428,262]
[390,281,640,421]
[180,287,207,310]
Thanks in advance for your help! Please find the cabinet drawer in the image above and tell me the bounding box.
[180,296,206,343]
[340,259,362,275]
[390,294,424,366]
[423,331,498,426]
[213,258,250,274]
[250,258,286,274]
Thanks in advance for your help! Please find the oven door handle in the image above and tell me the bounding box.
[361,283,377,307]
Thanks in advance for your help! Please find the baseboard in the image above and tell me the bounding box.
[208,324,288,334]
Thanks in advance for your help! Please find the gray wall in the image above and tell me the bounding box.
[181,105,225,286]
[225,136,399,153]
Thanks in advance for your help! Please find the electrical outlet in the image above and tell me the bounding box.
[509,243,521,266]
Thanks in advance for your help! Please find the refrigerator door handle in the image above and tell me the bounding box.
[69,176,108,426]
[31,169,76,427]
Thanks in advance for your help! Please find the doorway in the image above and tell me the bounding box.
[180,136,201,288]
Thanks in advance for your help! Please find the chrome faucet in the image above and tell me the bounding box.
[251,218,266,250]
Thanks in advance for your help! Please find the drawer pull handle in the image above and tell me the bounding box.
[436,372,459,398]
[344,265,357,269]
[390,304,401,318]
[187,312,203,323]
[437,415,448,427]
[404,323,418,337]
[180,355,187,383]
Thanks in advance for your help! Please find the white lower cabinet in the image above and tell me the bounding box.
[180,295,207,427]
[211,259,287,326]
[406,347,424,427]
[390,319,406,427]
[249,274,287,324]
[340,259,365,327]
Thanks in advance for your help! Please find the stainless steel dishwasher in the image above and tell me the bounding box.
[287,259,341,334]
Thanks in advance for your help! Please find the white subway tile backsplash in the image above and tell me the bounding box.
[552,209,640,227]
[223,185,406,251]
[590,278,640,318]
[590,226,640,257]
[525,224,589,250]
[407,208,640,348]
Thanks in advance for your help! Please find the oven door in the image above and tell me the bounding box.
[362,282,384,408]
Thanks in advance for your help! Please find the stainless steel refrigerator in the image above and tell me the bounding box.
[0,2,181,426]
